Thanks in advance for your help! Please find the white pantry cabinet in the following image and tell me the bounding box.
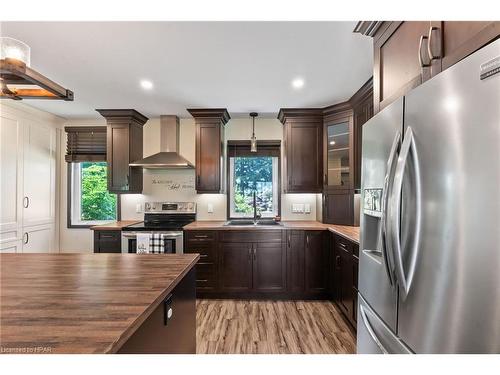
[0,240,23,253]
[23,121,56,227]
[0,104,58,253]
[21,224,55,253]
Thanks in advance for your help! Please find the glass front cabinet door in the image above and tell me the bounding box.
[324,112,354,190]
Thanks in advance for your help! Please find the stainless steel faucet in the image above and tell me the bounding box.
[253,191,261,221]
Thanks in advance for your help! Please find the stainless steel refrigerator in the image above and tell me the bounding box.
[357,38,500,354]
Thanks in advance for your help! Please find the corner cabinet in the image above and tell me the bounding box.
[187,109,230,194]
[96,109,148,194]
[278,109,323,193]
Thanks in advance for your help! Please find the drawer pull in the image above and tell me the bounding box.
[338,242,348,249]
[199,254,208,258]
[197,279,209,282]
[194,235,209,238]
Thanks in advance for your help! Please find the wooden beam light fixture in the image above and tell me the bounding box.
[0,37,73,101]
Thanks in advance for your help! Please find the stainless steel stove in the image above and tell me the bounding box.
[121,202,196,254]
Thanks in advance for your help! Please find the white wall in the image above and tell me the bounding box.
[59,115,321,252]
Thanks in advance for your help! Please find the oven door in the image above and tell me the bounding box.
[121,231,184,254]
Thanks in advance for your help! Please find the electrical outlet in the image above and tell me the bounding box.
[207,203,214,213]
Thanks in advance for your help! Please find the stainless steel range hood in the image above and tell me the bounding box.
[130,115,194,169]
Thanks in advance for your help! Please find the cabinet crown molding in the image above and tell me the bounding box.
[95,109,149,125]
[353,21,384,36]
[277,108,323,124]
[187,108,230,125]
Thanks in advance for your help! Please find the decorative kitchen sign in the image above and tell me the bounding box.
[151,177,195,191]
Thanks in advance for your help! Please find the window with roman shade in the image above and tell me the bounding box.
[64,126,119,227]
[227,140,281,219]
[64,126,106,162]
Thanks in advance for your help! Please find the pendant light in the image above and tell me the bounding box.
[250,112,258,152]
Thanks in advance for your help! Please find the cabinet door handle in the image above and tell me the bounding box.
[306,235,309,246]
[23,232,29,244]
[253,244,256,261]
[336,255,341,268]
[248,246,252,260]
[418,35,431,68]
[126,175,130,186]
[197,175,201,185]
[23,196,29,208]
[427,26,441,60]
[287,235,291,248]
[163,294,173,326]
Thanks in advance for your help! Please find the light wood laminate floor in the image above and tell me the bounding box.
[196,299,356,354]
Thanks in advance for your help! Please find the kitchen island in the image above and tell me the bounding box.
[0,253,199,354]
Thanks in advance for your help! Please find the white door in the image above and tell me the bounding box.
[0,113,23,243]
[0,240,22,253]
[23,121,56,226]
[22,224,54,253]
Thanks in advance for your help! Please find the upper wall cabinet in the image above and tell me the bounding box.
[96,109,148,194]
[188,108,230,194]
[278,109,323,193]
[359,21,500,112]
[323,104,354,192]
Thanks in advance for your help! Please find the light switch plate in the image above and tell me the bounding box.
[136,203,142,213]
[304,203,311,214]
[207,203,214,213]
[292,203,304,213]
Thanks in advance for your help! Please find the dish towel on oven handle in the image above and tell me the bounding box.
[136,233,150,254]
[149,233,165,254]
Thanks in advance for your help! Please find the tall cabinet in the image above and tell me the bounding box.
[0,104,58,253]
[188,108,230,194]
[278,109,323,193]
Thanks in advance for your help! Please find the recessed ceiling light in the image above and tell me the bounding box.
[140,80,153,90]
[292,77,305,90]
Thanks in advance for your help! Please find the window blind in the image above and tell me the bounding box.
[64,126,107,162]
[227,140,281,157]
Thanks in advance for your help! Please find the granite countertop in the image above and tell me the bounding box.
[90,220,141,231]
[0,253,199,354]
[183,220,360,243]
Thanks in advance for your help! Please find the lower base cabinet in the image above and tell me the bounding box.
[93,230,122,253]
[219,242,253,292]
[332,232,359,329]
[253,242,287,293]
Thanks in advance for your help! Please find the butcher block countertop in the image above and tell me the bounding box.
[90,220,141,230]
[183,221,360,243]
[0,253,199,354]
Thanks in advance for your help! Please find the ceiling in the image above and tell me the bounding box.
[1,21,372,119]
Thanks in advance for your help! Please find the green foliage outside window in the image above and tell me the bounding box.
[233,157,274,215]
[80,162,117,221]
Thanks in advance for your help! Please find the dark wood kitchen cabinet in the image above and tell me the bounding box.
[93,230,121,253]
[187,108,230,194]
[218,230,285,294]
[218,242,253,293]
[253,242,287,293]
[304,231,329,295]
[96,109,148,194]
[363,21,500,112]
[286,230,305,293]
[331,232,359,328]
[184,230,218,292]
[278,109,323,193]
[323,191,354,226]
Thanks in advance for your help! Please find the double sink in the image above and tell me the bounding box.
[224,219,283,227]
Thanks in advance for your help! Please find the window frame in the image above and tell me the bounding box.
[226,140,281,220]
[67,163,121,228]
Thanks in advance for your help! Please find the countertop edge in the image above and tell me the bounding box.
[106,253,200,354]
[183,221,359,244]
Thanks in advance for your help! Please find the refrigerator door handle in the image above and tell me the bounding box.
[388,126,422,300]
[359,303,388,354]
[380,131,401,286]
